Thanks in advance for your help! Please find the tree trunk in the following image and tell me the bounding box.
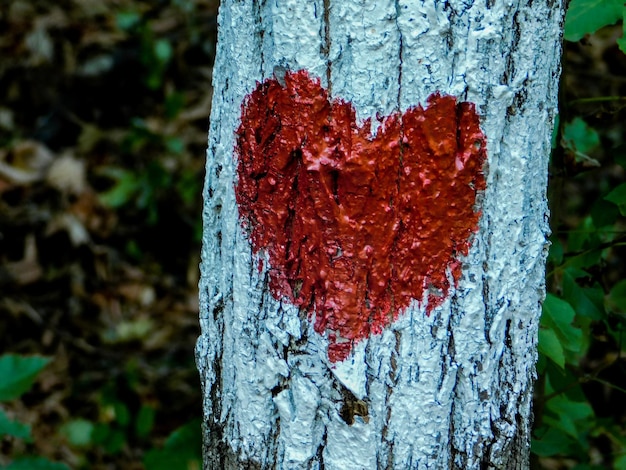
[196,0,563,468]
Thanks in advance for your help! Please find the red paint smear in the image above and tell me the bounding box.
[235,70,486,362]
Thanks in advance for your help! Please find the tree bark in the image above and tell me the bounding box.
[197,0,564,468]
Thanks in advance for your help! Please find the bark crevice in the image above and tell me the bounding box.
[322,0,332,93]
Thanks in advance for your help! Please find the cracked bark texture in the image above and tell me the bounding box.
[196,0,564,468]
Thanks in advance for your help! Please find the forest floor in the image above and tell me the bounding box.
[1,1,217,468]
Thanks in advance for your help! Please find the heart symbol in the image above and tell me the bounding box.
[235,70,486,362]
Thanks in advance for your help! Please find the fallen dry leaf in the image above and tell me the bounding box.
[46,153,87,195]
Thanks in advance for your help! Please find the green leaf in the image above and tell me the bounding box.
[103,428,126,454]
[0,355,51,401]
[2,457,70,470]
[98,169,140,209]
[605,183,626,216]
[154,40,172,64]
[532,427,576,456]
[177,170,201,206]
[114,402,131,427]
[144,420,202,470]
[0,409,31,441]
[548,236,564,265]
[164,419,202,451]
[565,247,603,270]
[591,198,620,228]
[60,419,94,447]
[545,361,587,402]
[164,92,185,119]
[567,216,597,253]
[125,240,143,260]
[91,422,111,445]
[562,117,600,155]
[135,405,155,439]
[607,279,626,314]
[563,269,605,320]
[564,0,623,41]
[617,9,626,54]
[615,453,626,470]
[544,395,594,439]
[165,137,184,154]
[116,11,141,31]
[144,449,199,470]
[539,328,565,368]
[542,294,583,354]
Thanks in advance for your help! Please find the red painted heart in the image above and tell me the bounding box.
[235,70,486,362]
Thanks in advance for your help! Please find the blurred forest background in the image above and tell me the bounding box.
[1,1,626,469]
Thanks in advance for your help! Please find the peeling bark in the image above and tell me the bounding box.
[197,0,564,468]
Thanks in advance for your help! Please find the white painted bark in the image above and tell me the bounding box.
[197,0,563,468]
